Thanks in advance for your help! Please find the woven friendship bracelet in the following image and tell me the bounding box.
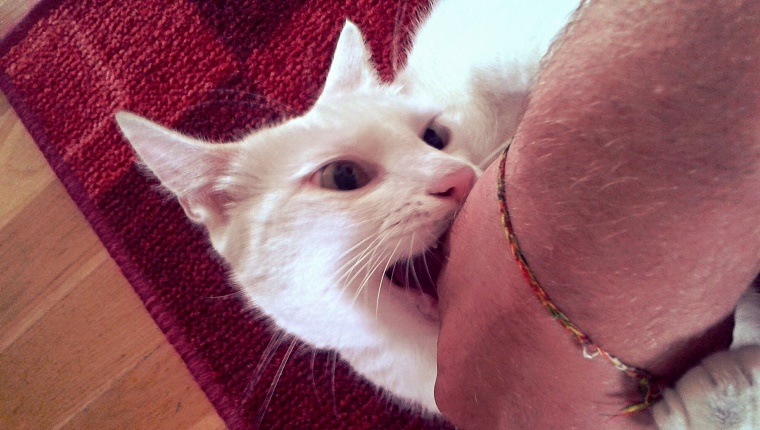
[496,144,662,414]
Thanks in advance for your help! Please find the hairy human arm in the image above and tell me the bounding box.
[436,1,760,428]
[509,0,760,379]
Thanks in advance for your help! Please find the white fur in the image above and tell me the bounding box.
[116,0,760,424]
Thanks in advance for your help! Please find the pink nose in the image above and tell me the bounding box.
[428,166,476,203]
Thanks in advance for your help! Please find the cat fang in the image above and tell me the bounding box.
[383,234,448,322]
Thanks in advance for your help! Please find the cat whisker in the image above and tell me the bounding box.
[362,226,400,287]
[329,350,339,416]
[335,231,386,290]
[333,232,384,276]
[480,138,511,170]
[240,330,286,415]
[408,250,424,295]
[352,253,385,306]
[350,225,400,304]
[309,349,323,405]
[344,231,389,295]
[402,234,429,296]
[201,290,246,301]
[377,240,402,318]
[305,347,340,415]
[392,233,434,298]
[254,337,298,428]
[418,237,435,295]
[403,235,416,295]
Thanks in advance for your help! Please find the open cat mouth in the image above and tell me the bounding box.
[383,235,447,301]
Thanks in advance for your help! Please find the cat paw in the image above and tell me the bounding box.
[652,345,760,430]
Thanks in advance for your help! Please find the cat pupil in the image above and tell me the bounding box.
[422,127,446,150]
[334,163,359,190]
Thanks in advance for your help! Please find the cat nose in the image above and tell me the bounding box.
[428,166,476,203]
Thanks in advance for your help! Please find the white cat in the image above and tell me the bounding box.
[115,0,580,414]
[115,0,760,426]
[115,23,469,414]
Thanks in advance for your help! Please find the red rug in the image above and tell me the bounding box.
[0,1,451,428]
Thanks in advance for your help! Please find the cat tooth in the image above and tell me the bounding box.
[432,243,439,249]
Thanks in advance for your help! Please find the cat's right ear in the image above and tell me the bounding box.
[321,21,379,95]
[115,112,240,228]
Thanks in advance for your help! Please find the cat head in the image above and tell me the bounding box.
[115,21,476,354]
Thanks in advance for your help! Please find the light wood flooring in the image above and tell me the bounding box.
[0,2,226,428]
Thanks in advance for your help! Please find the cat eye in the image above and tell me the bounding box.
[318,160,371,191]
[421,123,449,150]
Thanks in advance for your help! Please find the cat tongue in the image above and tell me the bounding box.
[386,246,443,300]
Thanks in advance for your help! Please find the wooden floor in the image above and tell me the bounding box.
[0,2,226,429]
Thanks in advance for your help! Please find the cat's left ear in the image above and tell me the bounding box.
[115,112,241,229]
[321,21,379,95]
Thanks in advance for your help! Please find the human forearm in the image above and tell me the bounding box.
[507,0,760,379]
[435,2,760,428]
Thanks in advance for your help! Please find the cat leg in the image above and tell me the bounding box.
[652,287,760,430]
